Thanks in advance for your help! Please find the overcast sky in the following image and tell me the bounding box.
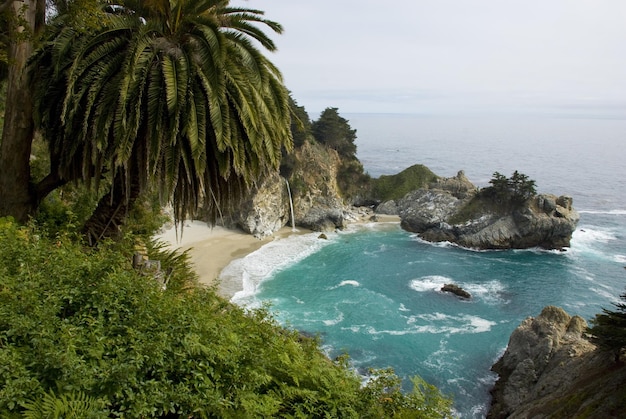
[232,0,626,116]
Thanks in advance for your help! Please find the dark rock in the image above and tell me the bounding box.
[318,233,328,240]
[441,283,471,299]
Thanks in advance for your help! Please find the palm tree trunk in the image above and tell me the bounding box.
[82,169,142,246]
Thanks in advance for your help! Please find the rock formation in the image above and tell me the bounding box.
[488,306,626,418]
[383,171,579,250]
[232,171,291,238]
[441,283,471,299]
[230,141,351,237]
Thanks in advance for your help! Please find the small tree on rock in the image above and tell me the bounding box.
[588,285,626,363]
[482,170,536,206]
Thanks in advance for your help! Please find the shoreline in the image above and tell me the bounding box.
[156,214,400,299]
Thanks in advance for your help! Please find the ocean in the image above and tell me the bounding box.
[223,114,626,418]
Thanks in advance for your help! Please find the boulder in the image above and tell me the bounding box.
[289,142,349,232]
[227,141,351,236]
[375,200,400,215]
[441,283,471,299]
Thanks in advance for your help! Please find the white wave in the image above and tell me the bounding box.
[613,254,626,263]
[225,232,333,304]
[398,303,410,312]
[363,243,388,257]
[590,286,618,302]
[323,311,345,326]
[409,275,453,292]
[328,280,361,290]
[572,227,617,244]
[568,227,620,261]
[374,313,496,335]
[410,234,457,249]
[463,280,508,304]
[578,209,626,215]
[341,325,364,333]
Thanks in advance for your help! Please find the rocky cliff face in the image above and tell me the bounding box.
[380,171,579,250]
[231,141,350,237]
[233,171,291,238]
[488,306,626,418]
[288,141,349,232]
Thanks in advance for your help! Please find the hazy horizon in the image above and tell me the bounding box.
[233,1,626,118]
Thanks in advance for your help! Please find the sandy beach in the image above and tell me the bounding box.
[155,221,302,288]
[156,214,400,298]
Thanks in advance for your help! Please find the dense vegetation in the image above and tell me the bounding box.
[0,218,453,417]
[480,171,537,206]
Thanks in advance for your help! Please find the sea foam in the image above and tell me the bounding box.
[223,232,334,305]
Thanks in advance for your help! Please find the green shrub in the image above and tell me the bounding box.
[0,219,452,418]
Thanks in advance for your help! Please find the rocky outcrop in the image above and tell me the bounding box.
[288,142,349,232]
[395,172,579,250]
[376,170,476,217]
[488,306,626,418]
[411,193,578,250]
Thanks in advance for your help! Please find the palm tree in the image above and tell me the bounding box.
[31,0,292,244]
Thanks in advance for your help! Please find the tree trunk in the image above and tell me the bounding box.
[0,0,39,222]
[82,168,143,246]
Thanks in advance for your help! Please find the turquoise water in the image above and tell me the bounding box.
[226,115,626,418]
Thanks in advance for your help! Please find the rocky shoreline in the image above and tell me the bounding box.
[229,164,579,251]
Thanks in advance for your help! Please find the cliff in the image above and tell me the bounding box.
[231,141,351,237]
[488,306,626,419]
[377,171,579,250]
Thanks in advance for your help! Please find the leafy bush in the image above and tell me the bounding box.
[0,219,452,418]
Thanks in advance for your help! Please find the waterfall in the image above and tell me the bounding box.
[285,179,296,232]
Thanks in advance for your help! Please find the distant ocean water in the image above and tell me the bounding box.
[224,114,626,418]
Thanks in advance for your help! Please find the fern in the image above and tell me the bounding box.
[21,391,108,419]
